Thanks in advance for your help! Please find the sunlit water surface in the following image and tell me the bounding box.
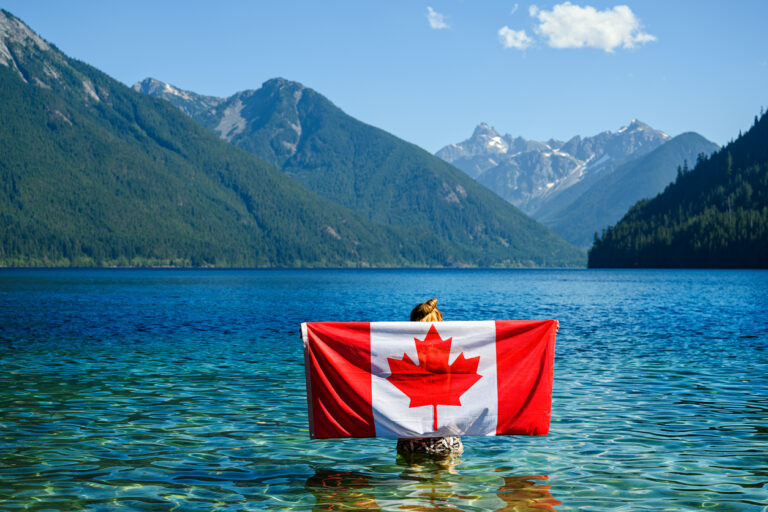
[1,269,766,511]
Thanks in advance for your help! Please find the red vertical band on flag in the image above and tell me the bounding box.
[304,322,376,439]
[495,320,557,436]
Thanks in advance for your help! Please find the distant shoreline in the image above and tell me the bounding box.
[2,266,766,271]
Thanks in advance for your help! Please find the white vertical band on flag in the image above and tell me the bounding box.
[370,321,498,438]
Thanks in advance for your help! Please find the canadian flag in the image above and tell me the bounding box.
[301,320,557,439]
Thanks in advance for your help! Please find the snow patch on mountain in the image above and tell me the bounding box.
[488,136,507,152]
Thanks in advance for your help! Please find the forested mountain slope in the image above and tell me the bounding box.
[435,121,717,249]
[537,133,719,248]
[137,77,585,267]
[0,10,465,267]
[588,111,768,268]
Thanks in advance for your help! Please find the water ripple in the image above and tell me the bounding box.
[1,269,767,510]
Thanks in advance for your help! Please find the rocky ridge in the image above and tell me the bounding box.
[437,120,671,214]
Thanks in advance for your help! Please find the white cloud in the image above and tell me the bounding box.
[510,3,519,15]
[498,26,533,49]
[426,6,450,30]
[529,2,656,52]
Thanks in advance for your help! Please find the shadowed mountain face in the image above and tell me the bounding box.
[589,111,768,268]
[536,133,719,248]
[0,9,486,268]
[436,122,717,248]
[136,77,585,266]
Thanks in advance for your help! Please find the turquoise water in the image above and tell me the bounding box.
[1,269,766,511]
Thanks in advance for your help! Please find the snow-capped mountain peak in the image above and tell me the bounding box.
[617,119,670,138]
[436,120,673,214]
[472,122,499,138]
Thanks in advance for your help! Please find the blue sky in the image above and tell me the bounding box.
[2,1,766,151]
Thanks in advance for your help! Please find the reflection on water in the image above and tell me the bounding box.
[496,475,560,512]
[307,470,379,511]
[307,458,561,511]
[1,269,767,510]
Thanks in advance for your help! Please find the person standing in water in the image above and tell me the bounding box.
[396,298,464,457]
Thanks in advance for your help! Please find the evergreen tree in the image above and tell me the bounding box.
[588,110,768,268]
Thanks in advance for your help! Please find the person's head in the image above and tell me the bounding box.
[410,298,443,322]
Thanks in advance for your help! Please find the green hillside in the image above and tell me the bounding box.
[0,10,467,267]
[138,77,586,267]
[588,111,768,268]
[536,133,718,248]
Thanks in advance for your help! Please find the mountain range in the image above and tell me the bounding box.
[0,10,455,267]
[134,76,584,266]
[0,10,583,268]
[437,122,718,248]
[589,111,767,268]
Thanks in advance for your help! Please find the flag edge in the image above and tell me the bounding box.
[301,322,316,439]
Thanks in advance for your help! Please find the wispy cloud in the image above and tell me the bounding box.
[510,3,519,15]
[498,26,532,49]
[529,2,656,52]
[426,6,450,30]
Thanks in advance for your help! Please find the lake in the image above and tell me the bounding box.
[1,269,766,511]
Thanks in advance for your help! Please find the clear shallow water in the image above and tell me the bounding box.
[0,269,766,511]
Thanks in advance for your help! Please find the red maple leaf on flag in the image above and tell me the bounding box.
[386,325,482,431]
